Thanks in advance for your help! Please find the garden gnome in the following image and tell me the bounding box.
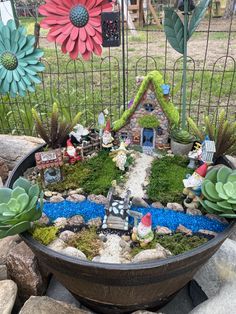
[183,163,208,209]
[65,139,81,164]
[132,213,154,248]
[111,141,128,171]
[102,120,114,149]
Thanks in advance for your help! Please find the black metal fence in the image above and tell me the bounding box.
[0,1,235,135]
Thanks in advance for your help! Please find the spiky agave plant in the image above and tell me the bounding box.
[0,177,43,238]
[32,103,82,149]
[188,109,236,159]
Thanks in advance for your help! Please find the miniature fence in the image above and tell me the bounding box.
[0,2,235,135]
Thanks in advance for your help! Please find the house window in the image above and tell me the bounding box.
[144,103,154,112]
[120,132,128,141]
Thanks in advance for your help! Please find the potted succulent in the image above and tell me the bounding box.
[170,128,194,155]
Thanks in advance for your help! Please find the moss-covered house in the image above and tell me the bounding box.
[113,71,179,150]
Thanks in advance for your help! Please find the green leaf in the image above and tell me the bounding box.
[0,188,12,203]
[217,201,233,211]
[204,181,221,201]
[219,213,236,218]
[0,203,10,214]
[217,166,232,184]
[205,168,218,183]
[28,184,40,199]
[204,200,223,212]
[7,198,20,212]
[13,177,31,193]
[4,221,31,237]
[11,187,25,199]
[164,8,184,54]
[17,194,29,212]
[223,182,235,198]
[215,182,228,200]
[227,172,236,183]
[188,0,211,38]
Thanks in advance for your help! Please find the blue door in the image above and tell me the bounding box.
[142,128,154,147]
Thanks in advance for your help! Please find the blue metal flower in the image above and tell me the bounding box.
[161,84,170,95]
[0,20,45,97]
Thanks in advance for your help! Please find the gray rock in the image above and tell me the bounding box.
[87,217,102,227]
[19,296,92,314]
[60,247,87,260]
[48,239,67,252]
[0,177,3,187]
[0,265,8,280]
[50,195,65,203]
[36,213,50,226]
[225,155,236,169]
[132,197,150,208]
[198,229,217,237]
[176,224,193,235]
[87,194,108,205]
[66,194,86,203]
[151,201,164,208]
[0,280,17,314]
[54,217,67,228]
[0,157,9,182]
[194,238,236,298]
[67,215,84,226]
[205,214,228,225]
[6,242,47,302]
[45,191,53,198]
[156,226,172,235]
[167,203,184,212]
[186,208,202,216]
[189,280,236,314]
[0,135,44,170]
[59,231,75,242]
[0,235,21,265]
[132,244,172,263]
[46,276,81,307]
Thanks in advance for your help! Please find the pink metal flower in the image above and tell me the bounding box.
[39,0,114,60]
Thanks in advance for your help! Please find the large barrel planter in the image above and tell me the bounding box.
[6,145,235,314]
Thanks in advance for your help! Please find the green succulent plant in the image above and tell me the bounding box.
[0,177,43,239]
[171,128,194,144]
[200,166,236,218]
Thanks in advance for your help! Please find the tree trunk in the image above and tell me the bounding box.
[223,0,235,18]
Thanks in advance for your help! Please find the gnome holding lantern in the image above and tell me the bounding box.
[65,139,81,164]
[131,213,154,248]
[102,120,114,149]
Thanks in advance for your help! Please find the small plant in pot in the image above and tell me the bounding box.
[170,128,194,155]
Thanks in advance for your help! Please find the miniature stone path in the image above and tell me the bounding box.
[121,153,154,198]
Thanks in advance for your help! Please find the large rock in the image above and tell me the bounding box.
[0,135,43,170]
[0,235,21,265]
[19,296,92,314]
[132,244,172,263]
[6,242,47,302]
[0,280,17,314]
[0,157,9,182]
[194,238,236,298]
[189,280,236,314]
[0,265,8,280]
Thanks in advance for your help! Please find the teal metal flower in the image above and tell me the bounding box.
[0,20,45,97]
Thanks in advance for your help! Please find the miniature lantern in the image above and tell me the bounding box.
[201,140,216,164]
[35,149,63,186]
[102,11,120,47]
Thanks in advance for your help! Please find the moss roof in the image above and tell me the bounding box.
[113,71,179,132]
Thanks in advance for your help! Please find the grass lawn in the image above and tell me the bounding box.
[147,155,193,204]
[47,151,123,195]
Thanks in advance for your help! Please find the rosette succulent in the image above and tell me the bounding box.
[0,20,45,97]
[200,166,236,218]
[0,177,43,238]
[171,128,194,144]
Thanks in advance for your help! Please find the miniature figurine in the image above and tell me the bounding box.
[65,139,81,164]
[102,120,114,149]
[201,139,216,164]
[70,124,89,144]
[183,163,208,209]
[131,213,154,248]
[110,141,129,171]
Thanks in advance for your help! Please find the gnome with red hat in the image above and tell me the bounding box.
[183,163,208,209]
[102,120,114,149]
[131,213,154,248]
[65,139,81,164]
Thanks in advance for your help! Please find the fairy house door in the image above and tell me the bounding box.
[142,128,154,147]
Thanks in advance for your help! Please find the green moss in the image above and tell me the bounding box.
[67,226,101,260]
[147,155,193,204]
[48,151,123,195]
[138,115,160,128]
[32,226,59,245]
[113,71,179,132]
[131,233,208,257]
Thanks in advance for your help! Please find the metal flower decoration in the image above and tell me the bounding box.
[39,0,114,61]
[0,20,45,98]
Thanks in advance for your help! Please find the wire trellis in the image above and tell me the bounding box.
[0,1,235,135]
